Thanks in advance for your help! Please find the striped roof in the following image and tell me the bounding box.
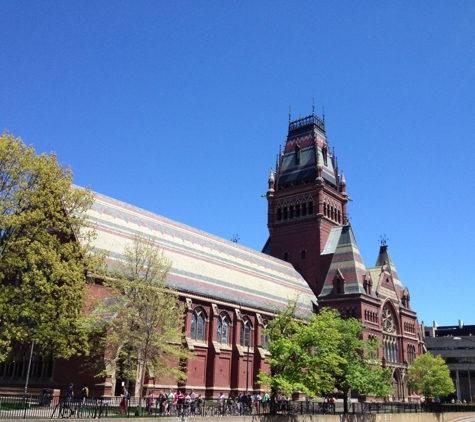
[371,245,404,292]
[319,225,367,296]
[278,117,337,186]
[85,191,317,316]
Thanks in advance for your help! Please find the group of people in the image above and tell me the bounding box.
[219,391,271,414]
[146,389,204,415]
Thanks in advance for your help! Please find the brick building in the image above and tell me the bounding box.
[0,112,424,400]
[263,111,425,401]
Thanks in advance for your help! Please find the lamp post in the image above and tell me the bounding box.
[24,340,35,396]
[454,337,475,402]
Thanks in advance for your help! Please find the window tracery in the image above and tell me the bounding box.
[190,307,206,341]
[217,312,230,344]
[382,304,398,363]
[240,317,252,347]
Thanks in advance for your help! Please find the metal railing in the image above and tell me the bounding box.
[0,394,474,419]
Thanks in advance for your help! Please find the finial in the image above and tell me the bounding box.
[312,98,315,115]
[341,171,346,186]
[288,106,292,122]
[322,106,325,122]
[268,167,275,183]
[379,235,389,246]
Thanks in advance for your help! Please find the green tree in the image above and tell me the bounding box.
[258,302,346,413]
[406,352,454,399]
[0,132,100,361]
[335,317,393,412]
[98,234,190,397]
[258,303,394,413]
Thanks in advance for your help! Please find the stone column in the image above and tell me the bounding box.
[456,370,461,402]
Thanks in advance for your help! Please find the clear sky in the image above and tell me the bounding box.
[1,1,474,327]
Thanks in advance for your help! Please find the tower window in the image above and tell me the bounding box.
[283,252,289,262]
[277,208,282,221]
[289,206,294,219]
[301,250,306,260]
[308,201,313,215]
[302,203,307,216]
[295,143,301,165]
[295,205,300,218]
[283,208,288,220]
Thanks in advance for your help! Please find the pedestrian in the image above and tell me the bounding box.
[217,392,224,415]
[190,389,196,414]
[262,392,269,413]
[119,387,130,415]
[147,389,155,414]
[66,383,74,397]
[255,392,261,413]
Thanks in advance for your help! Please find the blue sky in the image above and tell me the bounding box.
[1,1,474,327]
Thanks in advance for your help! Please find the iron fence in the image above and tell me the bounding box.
[0,394,474,419]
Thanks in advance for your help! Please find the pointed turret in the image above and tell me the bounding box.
[267,168,275,198]
[319,225,367,296]
[374,245,404,292]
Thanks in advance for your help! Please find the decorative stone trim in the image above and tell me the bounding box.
[235,309,242,321]
[185,297,193,311]
[212,303,219,316]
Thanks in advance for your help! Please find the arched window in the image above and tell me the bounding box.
[308,201,313,215]
[190,307,205,341]
[217,313,230,344]
[407,344,416,364]
[240,317,252,347]
[382,304,398,363]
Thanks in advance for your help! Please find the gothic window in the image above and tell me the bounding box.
[382,304,398,363]
[277,208,282,221]
[283,207,288,220]
[240,317,252,347]
[382,305,396,334]
[289,206,294,219]
[308,201,313,215]
[217,312,230,344]
[333,271,345,295]
[301,250,306,260]
[261,322,269,350]
[407,345,416,364]
[302,202,307,216]
[295,204,300,218]
[190,307,206,341]
[295,143,301,165]
[283,252,288,262]
[0,349,53,379]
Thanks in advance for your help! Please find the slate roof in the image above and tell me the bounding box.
[85,191,317,316]
[277,115,337,187]
[319,225,367,296]
[371,245,404,292]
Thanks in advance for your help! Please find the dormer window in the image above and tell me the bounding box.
[322,145,328,166]
[295,143,301,165]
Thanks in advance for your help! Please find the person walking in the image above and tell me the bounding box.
[119,387,130,415]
